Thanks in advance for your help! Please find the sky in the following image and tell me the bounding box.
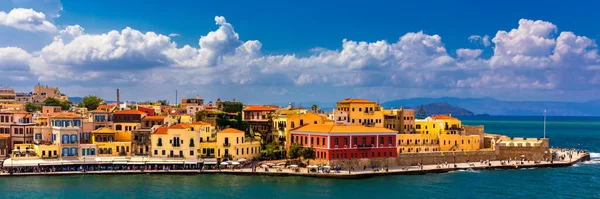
[0,0,599,104]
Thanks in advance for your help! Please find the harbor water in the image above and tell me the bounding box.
[1,116,599,199]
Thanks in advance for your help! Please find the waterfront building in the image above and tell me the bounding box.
[335,98,384,127]
[0,134,9,160]
[274,110,332,149]
[137,106,155,116]
[91,128,129,156]
[398,114,481,153]
[31,84,68,105]
[112,110,146,142]
[150,124,197,158]
[290,124,398,161]
[51,113,83,158]
[90,105,116,130]
[383,108,415,134]
[0,88,16,104]
[132,115,166,156]
[186,105,204,115]
[243,105,278,143]
[215,128,261,161]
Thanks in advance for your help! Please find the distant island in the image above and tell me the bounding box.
[382,97,600,116]
[408,102,474,116]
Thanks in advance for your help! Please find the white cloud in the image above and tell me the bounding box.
[456,48,483,59]
[469,35,491,47]
[1,14,600,101]
[0,47,32,71]
[0,8,56,32]
[168,33,180,37]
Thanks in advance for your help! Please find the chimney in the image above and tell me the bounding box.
[116,88,120,109]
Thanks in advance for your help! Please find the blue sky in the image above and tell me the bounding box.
[0,0,599,104]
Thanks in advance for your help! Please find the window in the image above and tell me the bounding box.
[311,137,314,145]
[322,138,325,146]
[362,138,366,146]
[371,137,375,145]
[115,125,122,131]
[317,137,320,145]
[416,124,421,129]
[380,137,384,145]
[359,108,362,111]
[162,150,166,155]
[190,150,194,156]
[433,124,436,128]
[300,119,304,125]
[190,138,195,147]
[157,138,163,146]
[353,137,357,146]
[344,138,348,146]
[334,138,339,146]
[154,150,158,155]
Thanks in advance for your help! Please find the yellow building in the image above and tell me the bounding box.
[271,109,332,149]
[91,127,132,156]
[113,110,147,142]
[214,128,261,161]
[400,115,481,153]
[180,115,193,124]
[190,121,215,143]
[335,98,384,127]
[150,124,198,159]
[397,134,440,153]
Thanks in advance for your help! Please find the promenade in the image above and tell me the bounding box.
[0,149,590,178]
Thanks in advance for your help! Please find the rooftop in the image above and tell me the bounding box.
[51,113,83,119]
[114,110,146,115]
[142,116,166,121]
[153,126,168,134]
[218,128,244,134]
[291,124,397,134]
[337,98,375,104]
[191,121,211,125]
[169,124,191,129]
[244,105,278,111]
[429,114,458,120]
[92,127,117,134]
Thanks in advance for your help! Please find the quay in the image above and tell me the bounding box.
[0,150,590,179]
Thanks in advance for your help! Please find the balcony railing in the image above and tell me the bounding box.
[223,143,230,147]
[201,154,215,158]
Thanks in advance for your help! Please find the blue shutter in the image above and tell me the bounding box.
[71,134,77,143]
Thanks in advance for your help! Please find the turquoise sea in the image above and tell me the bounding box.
[1,116,599,199]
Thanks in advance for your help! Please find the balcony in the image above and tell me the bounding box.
[223,143,230,147]
[357,145,373,149]
[223,154,232,159]
[201,154,215,158]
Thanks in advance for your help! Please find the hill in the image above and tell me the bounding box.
[410,102,474,116]
[382,97,600,116]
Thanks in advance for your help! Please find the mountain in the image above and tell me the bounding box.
[410,102,474,116]
[382,97,600,116]
[69,97,83,104]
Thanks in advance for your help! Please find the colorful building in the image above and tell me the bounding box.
[399,114,481,153]
[113,110,147,142]
[0,88,16,104]
[383,108,415,134]
[50,113,83,158]
[91,127,129,156]
[290,124,398,161]
[150,124,197,159]
[335,98,384,127]
[243,105,278,142]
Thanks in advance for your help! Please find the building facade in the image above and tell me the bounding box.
[290,124,398,161]
[335,98,384,127]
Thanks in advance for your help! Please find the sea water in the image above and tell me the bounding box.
[1,116,598,199]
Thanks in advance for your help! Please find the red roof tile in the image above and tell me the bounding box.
[114,110,146,115]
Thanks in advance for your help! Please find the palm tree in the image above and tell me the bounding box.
[311,104,318,113]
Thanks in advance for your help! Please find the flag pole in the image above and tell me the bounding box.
[543,109,546,139]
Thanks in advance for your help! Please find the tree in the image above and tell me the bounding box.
[222,101,243,113]
[43,97,61,107]
[194,110,207,122]
[156,100,168,106]
[25,102,41,112]
[288,144,302,159]
[60,100,72,111]
[417,106,427,119]
[300,147,316,160]
[78,95,103,110]
[262,141,283,160]
[311,104,318,113]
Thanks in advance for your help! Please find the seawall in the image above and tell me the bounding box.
[0,153,590,179]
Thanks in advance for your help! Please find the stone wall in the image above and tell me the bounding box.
[463,125,485,148]
[496,138,550,161]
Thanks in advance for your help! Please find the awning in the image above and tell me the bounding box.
[231,161,240,165]
[237,158,246,162]
[204,158,218,165]
[112,161,128,165]
[220,162,229,165]
[127,162,146,165]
